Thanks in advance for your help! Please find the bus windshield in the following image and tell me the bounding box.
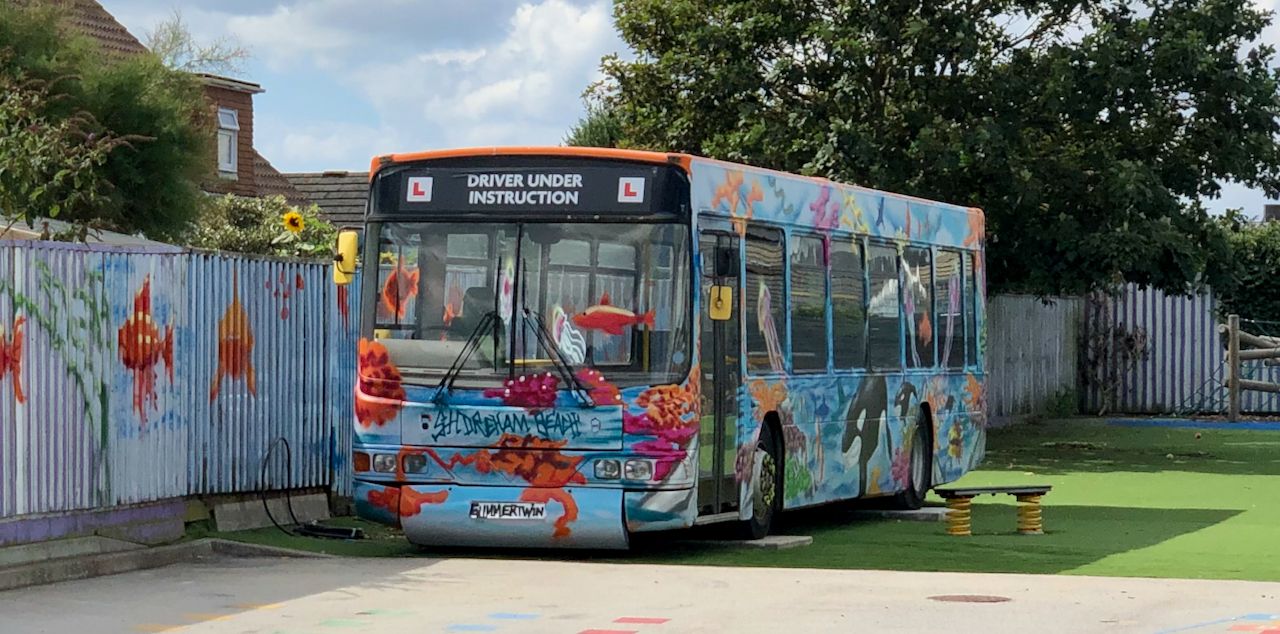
[372,221,692,387]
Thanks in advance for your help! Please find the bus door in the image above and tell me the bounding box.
[698,230,740,515]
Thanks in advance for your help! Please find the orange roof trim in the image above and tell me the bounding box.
[369,146,693,180]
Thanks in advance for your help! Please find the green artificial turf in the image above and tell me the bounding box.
[214,419,1280,581]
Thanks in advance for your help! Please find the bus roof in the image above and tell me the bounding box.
[370,146,983,225]
[370,146,694,176]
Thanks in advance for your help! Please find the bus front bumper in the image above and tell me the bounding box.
[353,481,629,550]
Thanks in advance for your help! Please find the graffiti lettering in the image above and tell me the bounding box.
[429,409,582,442]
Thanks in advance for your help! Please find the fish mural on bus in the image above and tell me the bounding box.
[380,256,419,320]
[690,158,986,513]
[0,316,24,403]
[118,276,174,425]
[571,292,654,336]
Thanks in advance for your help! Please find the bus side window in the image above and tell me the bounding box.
[903,246,934,368]
[964,253,978,367]
[831,238,866,369]
[745,226,786,374]
[937,250,965,369]
[789,234,828,372]
[866,243,901,369]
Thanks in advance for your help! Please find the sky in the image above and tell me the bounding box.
[103,0,1279,216]
[105,0,625,175]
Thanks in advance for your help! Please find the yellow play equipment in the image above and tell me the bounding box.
[934,485,1052,536]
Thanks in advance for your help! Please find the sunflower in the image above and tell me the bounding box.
[282,210,305,234]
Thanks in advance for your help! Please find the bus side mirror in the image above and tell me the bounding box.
[709,286,732,321]
[333,230,359,286]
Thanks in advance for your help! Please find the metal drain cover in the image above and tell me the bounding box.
[928,595,1012,603]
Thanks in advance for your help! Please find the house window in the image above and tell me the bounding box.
[217,108,239,178]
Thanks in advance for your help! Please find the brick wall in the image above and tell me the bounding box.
[202,85,257,197]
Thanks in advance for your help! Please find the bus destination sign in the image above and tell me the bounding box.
[376,160,686,218]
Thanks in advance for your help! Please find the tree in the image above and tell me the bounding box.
[0,73,133,234]
[145,10,250,75]
[597,0,1280,296]
[1209,212,1280,322]
[0,2,213,240]
[565,102,623,147]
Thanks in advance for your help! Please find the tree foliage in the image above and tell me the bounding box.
[597,0,1280,296]
[186,194,337,260]
[565,103,623,148]
[1211,212,1280,321]
[145,10,250,75]
[0,73,126,231]
[0,3,213,240]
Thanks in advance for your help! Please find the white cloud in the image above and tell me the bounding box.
[104,0,627,170]
[345,0,622,150]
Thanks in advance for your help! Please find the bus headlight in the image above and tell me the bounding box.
[624,459,654,481]
[402,453,429,474]
[594,459,621,480]
[372,454,397,473]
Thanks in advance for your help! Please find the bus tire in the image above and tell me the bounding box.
[739,423,782,540]
[890,418,932,510]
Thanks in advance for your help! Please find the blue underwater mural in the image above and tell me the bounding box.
[688,158,987,513]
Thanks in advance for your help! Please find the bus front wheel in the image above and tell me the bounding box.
[740,423,782,540]
[890,419,932,510]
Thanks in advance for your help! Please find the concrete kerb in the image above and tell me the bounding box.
[0,538,330,593]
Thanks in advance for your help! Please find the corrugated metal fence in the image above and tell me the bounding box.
[985,295,1081,424]
[1082,284,1280,415]
[0,241,358,520]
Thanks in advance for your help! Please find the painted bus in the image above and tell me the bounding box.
[333,147,986,549]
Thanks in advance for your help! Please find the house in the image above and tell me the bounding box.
[284,171,370,229]
[59,0,304,203]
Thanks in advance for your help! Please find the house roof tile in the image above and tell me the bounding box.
[60,0,149,58]
[284,171,369,226]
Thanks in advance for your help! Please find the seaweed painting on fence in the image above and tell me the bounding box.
[0,256,114,504]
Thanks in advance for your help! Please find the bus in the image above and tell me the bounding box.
[332,147,986,549]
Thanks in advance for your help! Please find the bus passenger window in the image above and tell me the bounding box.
[903,247,934,368]
[964,253,979,367]
[866,244,901,369]
[790,235,828,372]
[831,239,866,369]
[745,227,786,374]
[936,250,965,369]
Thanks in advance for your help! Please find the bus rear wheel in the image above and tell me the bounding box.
[890,419,931,510]
[739,424,781,540]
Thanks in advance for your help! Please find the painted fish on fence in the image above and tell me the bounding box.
[118,276,173,425]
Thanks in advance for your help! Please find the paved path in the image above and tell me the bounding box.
[0,556,1277,633]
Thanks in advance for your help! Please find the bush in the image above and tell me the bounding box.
[186,194,336,259]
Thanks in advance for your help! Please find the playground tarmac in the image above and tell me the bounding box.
[0,555,1277,634]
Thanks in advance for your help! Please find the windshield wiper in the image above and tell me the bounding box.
[432,309,498,405]
[518,305,595,408]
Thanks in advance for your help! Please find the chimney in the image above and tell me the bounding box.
[1266,204,1280,222]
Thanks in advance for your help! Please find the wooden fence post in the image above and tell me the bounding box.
[1228,314,1241,422]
